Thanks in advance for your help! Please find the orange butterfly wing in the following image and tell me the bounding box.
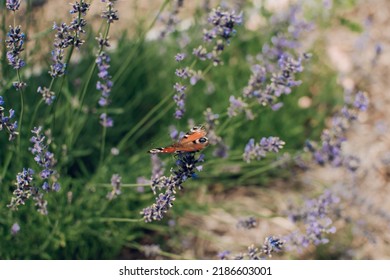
[148,126,208,154]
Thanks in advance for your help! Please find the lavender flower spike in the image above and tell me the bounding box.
[0,96,19,141]
[6,0,21,11]
[7,168,35,210]
[141,152,205,222]
[29,126,60,192]
[243,137,285,163]
[6,25,26,69]
[107,174,122,200]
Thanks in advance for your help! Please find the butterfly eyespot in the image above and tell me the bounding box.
[148,125,208,154]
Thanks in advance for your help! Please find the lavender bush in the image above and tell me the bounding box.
[0,0,384,260]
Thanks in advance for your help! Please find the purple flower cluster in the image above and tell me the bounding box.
[237,216,257,229]
[305,91,368,171]
[172,6,242,119]
[0,96,18,141]
[151,154,165,185]
[106,174,122,200]
[37,86,55,105]
[227,96,254,120]
[101,1,119,24]
[7,168,50,215]
[243,137,285,163]
[228,5,312,118]
[99,113,113,127]
[173,81,187,119]
[141,152,205,222]
[285,190,339,249]
[96,52,113,107]
[218,236,284,260]
[194,6,242,66]
[172,52,205,119]
[6,0,20,11]
[11,223,20,235]
[96,0,119,126]
[159,0,184,39]
[5,1,27,90]
[5,25,26,70]
[49,1,90,78]
[8,168,34,210]
[30,127,60,191]
[240,53,309,110]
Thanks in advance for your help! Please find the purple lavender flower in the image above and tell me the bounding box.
[30,127,60,192]
[107,174,122,200]
[226,239,284,260]
[70,1,90,15]
[0,97,19,141]
[95,1,118,125]
[6,0,21,11]
[243,137,285,163]
[100,113,113,127]
[141,152,205,222]
[96,52,113,107]
[306,91,367,171]
[8,168,35,210]
[11,223,20,235]
[206,7,242,43]
[173,83,187,119]
[192,45,208,61]
[175,68,189,79]
[262,236,285,257]
[195,6,242,66]
[271,102,283,111]
[37,87,56,105]
[12,81,26,91]
[151,154,165,182]
[188,69,203,85]
[175,53,186,61]
[353,91,369,111]
[33,192,48,215]
[286,190,339,250]
[5,25,26,70]
[242,54,307,108]
[237,217,257,229]
[247,245,260,260]
[158,0,184,39]
[101,1,119,23]
[48,2,90,78]
[240,5,312,111]
[203,108,229,158]
[227,96,254,120]
[217,250,231,260]
[169,125,179,141]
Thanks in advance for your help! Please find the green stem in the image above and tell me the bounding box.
[15,72,24,169]
[29,99,43,131]
[119,93,171,151]
[97,183,149,188]
[238,156,292,182]
[98,217,143,223]
[99,124,107,168]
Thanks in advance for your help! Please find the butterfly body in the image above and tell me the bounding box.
[148,126,208,154]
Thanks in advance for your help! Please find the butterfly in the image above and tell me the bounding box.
[148,125,209,154]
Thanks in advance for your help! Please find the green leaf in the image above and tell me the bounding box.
[338,17,363,33]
